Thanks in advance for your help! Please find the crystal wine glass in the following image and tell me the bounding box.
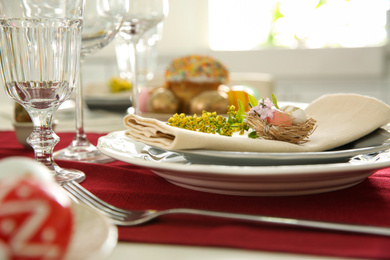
[54,0,127,163]
[119,0,169,115]
[115,23,163,87]
[0,0,85,183]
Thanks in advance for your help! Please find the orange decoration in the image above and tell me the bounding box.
[226,85,255,111]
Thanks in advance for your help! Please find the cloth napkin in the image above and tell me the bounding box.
[123,94,390,152]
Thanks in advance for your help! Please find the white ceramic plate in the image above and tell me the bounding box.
[178,128,390,166]
[84,83,132,112]
[65,203,118,260]
[97,131,390,196]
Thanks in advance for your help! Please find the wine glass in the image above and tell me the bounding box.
[54,0,127,163]
[119,0,169,115]
[115,22,162,86]
[0,0,85,183]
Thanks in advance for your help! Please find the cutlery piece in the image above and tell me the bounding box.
[61,181,390,237]
[140,146,187,163]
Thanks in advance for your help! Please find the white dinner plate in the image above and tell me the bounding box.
[65,203,118,260]
[178,128,390,166]
[97,131,390,196]
[84,83,132,112]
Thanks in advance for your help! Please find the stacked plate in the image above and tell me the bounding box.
[97,129,390,196]
[84,83,132,112]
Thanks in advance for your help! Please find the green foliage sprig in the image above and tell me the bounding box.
[167,93,279,138]
[167,103,249,137]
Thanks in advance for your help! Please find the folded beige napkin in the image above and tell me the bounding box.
[123,94,390,153]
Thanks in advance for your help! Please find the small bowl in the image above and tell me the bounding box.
[12,121,58,149]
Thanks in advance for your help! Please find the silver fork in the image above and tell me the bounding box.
[61,181,390,237]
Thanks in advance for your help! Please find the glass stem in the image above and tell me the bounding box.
[26,109,59,171]
[73,65,90,146]
[129,38,140,115]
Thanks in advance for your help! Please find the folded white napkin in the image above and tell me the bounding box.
[123,94,390,152]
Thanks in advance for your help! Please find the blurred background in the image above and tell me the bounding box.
[2,0,390,105]
[83,0,390,104]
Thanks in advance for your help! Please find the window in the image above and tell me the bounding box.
[209,0,389,50]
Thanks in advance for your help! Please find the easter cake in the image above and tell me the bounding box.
[164,55,229,113]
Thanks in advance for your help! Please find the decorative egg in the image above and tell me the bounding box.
[189,90,229,115]
[267,110,293,126]
[0,157,73,260]
[147,88,179,114]
[222,85,257,111]
[14,103,31,122]
[138,87,152,113]
[281,105,307,125]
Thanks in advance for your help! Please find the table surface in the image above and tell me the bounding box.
[0,100,374,260]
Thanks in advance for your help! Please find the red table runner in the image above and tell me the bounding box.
[1,130,390,259]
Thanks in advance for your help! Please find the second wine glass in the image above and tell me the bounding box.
[54,0,128,163]
[118,0,169,115]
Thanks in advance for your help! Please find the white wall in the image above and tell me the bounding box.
[84,0,390,104]
[1,0,388,108]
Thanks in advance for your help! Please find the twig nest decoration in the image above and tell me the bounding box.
[247,97,317,144]
[247,115,316,144]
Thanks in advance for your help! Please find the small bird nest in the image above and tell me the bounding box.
[246,115,317,144]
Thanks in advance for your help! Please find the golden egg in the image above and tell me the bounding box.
[189,91,229,115]
[147,88,179,114]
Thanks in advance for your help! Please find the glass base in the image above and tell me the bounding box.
[54,140,115,164]
[53,165,86,184]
